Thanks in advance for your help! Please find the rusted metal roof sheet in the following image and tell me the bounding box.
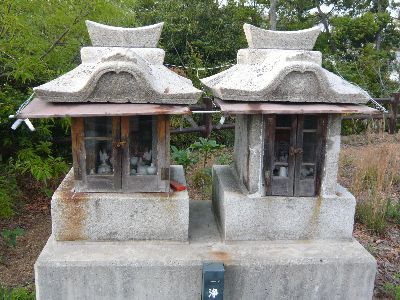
[214,98,380,115]
[17,98,190,118]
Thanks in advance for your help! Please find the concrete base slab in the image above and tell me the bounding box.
[35,201,376,300]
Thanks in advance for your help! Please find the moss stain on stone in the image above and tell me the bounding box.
[305,195,323,239]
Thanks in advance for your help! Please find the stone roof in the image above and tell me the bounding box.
[201,24,369,104]
[34,21,202,104]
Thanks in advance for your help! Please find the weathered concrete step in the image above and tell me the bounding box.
[35,200,376,300]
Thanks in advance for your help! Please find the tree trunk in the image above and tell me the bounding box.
[317,6,329,35]
[317,5,336,51]
[269,0,278,30]
[375,31,382,51]
[372,0,386,52]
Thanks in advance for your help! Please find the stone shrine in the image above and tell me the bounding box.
[201,24,377,296]
[15,22,378,299]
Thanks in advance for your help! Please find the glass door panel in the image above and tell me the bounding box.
[84,139,114,176]
[265,115,297,196]
[295,115,321,196]
[265,114,325,197]
[273,129,290,177]
[121,115,169,193]
[129,116,157,176]
[80,117,120,191]
[84,117,112,138]
[84,117,114,176]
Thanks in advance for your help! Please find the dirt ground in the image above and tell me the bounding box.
[0,175,55,289]
[0,210,51,288]
[0,133,399,299]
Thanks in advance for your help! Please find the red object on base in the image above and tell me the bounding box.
[170,180,186,191]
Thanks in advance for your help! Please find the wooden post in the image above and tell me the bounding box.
[203,97,213,138]
[71,117,84,180]
[389,93,400,134]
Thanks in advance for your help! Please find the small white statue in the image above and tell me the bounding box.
[301,167,314,178]
[130,156,139,166]
[136,157,147,175]
[97,149,111,174]
[146,163,157,175]
[137,157,145,166]
[143,149,152,162]
[278,166,288,177]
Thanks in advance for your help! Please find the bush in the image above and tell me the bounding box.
[191,169,213,200]
[384,273,400,300]
[386,199,400,224]
[0,285,35,300]
[15,141,68,185]
[1,228,24,248]
[0,140,68,220]
[384,283,400,300]
[190,137,224,169]
[0,162,20,218]
[356,201,387,234]
[171,146,197,173]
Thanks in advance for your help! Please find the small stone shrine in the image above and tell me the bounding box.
[22,21,202,243]
[16,21,205,299]
[201,24,377,297]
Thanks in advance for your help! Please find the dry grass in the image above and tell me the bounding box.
[340,134,400,234]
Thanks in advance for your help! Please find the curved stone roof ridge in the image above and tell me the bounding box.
[243,23,321,50]
[86,20,164,48]
[200,25,369,104]
[34,22,202,104]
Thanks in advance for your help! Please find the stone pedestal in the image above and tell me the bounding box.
[51,166,189,242]
[212,165,355,241]
[35,201,376,300]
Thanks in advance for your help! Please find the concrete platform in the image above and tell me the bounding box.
[35,201,376,300]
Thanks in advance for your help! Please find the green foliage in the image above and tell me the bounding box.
[341,119,368,136]
[386,200,400,224]
[189,137,225,198]
[172,137,226,199]
[0,1,140,217]
[1,228,24,248]
[169,115,203,149]
[384,273,400,300]
[0,285,35,300]
[191,169,213,200]
[171,146,198,172]
[356,201,388,234]
[210,113,235,147]
[190,138,224,168]
[0,0,137,84]
[0,162,19,218]
[215,152,233,165]
[133,0,263,84]
[15,141,68,185]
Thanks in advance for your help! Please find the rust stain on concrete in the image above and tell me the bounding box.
[56,190,88,241]
[210,250,232,264]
